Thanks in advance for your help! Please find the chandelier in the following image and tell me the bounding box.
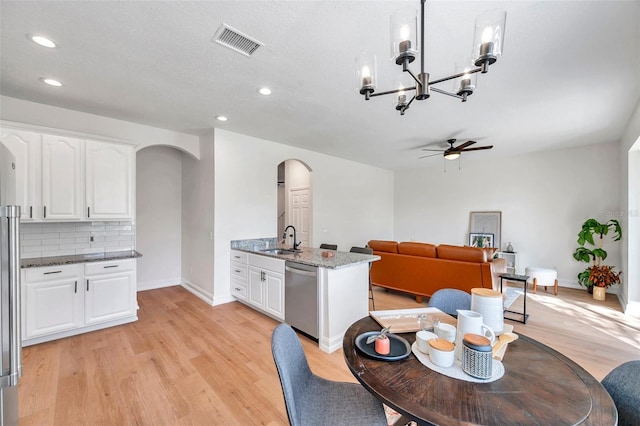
[356,0,506,115]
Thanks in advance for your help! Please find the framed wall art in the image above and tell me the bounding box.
[468,233,494,248]
[469,211,501,249]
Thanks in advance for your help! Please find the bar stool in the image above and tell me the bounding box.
[350,246,375,310]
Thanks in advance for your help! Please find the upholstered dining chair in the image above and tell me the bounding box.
[349,246,376,310]
[319,243,338,250]
[428,289,471,318]
[601,360,640,426]
[271,324,388,426]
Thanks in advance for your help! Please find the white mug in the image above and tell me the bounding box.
[455,310,496,361]
[416,331,437,354]
[434,322,456,343]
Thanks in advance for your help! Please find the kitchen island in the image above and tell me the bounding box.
[231,238,379,353]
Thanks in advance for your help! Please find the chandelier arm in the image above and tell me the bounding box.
[369,86,416,98]
[404,94,417,110]
[404,68,423,86]
[429,68,482,86]
[430,87,464,100]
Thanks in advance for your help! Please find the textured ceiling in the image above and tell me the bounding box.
[1,1,639,170]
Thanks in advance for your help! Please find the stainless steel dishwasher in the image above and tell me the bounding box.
[285,261,318,340]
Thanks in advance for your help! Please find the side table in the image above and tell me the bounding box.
[500,273,530,324]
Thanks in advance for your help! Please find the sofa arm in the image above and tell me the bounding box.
[490,258,508,290]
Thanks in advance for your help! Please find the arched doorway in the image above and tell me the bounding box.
[277,159,313,248]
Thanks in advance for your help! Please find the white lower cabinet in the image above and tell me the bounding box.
[85,260,136,325]
[23,264,84,339]
[242,254,284,321]
[22,259,138,346]
[230,250,248,301]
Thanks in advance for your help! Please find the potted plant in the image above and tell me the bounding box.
[572,218,622,300]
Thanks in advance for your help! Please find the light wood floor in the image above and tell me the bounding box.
[18,285,640,425]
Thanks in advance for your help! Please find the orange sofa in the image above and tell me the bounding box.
[368,240,507,302]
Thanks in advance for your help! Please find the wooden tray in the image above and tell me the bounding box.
[369,307,456,333]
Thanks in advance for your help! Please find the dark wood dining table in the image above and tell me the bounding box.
[343,315,617,425]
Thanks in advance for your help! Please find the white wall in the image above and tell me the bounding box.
[395,142,620,289]
[0,96,200,158]
[136,146,182,290]
[619,98,640,315]
[181,130,215,302]
[213,128,394,305]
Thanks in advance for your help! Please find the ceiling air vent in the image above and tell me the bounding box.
[212,23,263,57]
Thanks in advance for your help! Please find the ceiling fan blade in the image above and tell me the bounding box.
[419,153,443,159]
[453,140,476,151]
[420,148,445,152]
[461,145,494,152]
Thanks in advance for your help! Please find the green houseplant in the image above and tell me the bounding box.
[572,218,622,299]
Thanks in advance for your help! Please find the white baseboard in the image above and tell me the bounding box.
[137,277,182,291]
[212,294,236,306]
[181,279,214,305]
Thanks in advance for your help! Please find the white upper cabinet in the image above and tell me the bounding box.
[85,141,133,219]
[41,134,84,220]
[0,128,42,220]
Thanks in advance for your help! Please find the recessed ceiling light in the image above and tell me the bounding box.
[215,115,228,122]
[40,78,62,87]
[258,87,272,96]
[29,35,56,48]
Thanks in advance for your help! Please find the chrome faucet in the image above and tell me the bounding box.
[282,225,302,251]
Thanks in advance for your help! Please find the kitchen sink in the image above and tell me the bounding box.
[260,248,300,255]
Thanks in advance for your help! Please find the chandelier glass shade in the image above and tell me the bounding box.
[356,0,506,115]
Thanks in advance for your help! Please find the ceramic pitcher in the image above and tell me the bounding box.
[455,310,496,361]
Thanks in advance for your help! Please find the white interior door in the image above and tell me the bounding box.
[289,187,311,248]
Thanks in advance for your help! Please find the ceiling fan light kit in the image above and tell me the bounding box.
[356,0,506,115]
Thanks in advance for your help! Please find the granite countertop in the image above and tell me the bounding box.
[21,250,142,269]
[231,238,379,270]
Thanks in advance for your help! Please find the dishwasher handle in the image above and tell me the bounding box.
[285,265,317,277]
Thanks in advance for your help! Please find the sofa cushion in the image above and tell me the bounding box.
[398,242,437,258]
[437,245,485,263]
[368,240,398,253]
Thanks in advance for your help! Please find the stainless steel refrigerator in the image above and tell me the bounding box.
[0,141,21,426]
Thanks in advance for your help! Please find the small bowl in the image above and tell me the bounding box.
[428,338,455,367]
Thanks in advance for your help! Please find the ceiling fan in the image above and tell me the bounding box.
[419,139,493,160]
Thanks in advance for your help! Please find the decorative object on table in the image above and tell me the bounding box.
[416,330,438,354]
[271,324,388,426]
[355,0,506,115]
[492,332,519,361]
[462,334,494,379]
[321,251,335,258]
[428,288,471,318]
[411,343,505,383]
[506,242,514,252]
[455,310,495,361]
[428,338,455,367]
[601,360,640,426]
[527,266,559,296]
[367,326,391,355]
[469,211,502,250]
[434,322,457,343]
[370,307,454,333]
[468,232,494,248]
[572,218,623,299]
[417,313,435,331]
[355,331,411,361]
[470,288,504,335]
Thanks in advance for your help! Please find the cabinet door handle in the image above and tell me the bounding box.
[86,279,89,291]
[234,287,241,292]
[74,281,77,293]
[87,207,90,218]
[43,206,46,218]
[234,255,241,259]
[234,269,241,273]
[103,265,118,269]
[44,270,62,275]
[29,206,32,218]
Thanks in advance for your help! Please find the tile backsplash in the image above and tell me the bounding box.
[21,221,135,258]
